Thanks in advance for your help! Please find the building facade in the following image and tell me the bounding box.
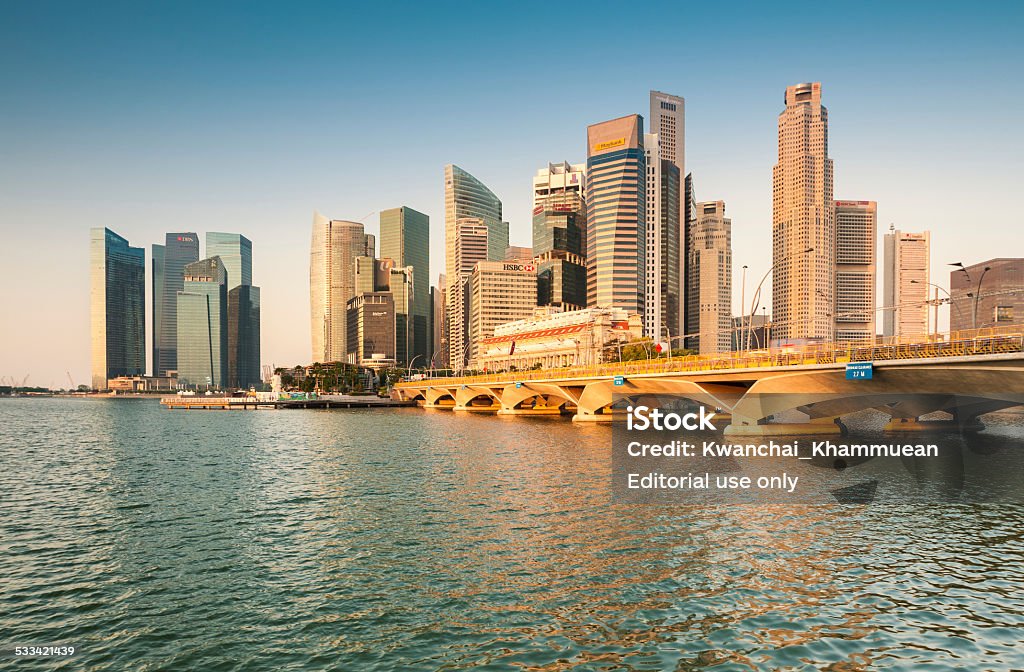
[834,200,877,342]
[444,166,507,369]
[467,261,538,369]
[380,206,431,366]
[447,219,489,370]
[176,256,228,388]
[950,258,1024,332]
[586,115,646,316]
[772,82,835,342]
[690,201,732,354]
[90,227,146,389]
[206,232,252,290]
[882,228,930,340]
[433,275,447,369]
[643,133,681,341]
[346,292,396,368]
[649,91,686,339]
[310,212,367,363]
[207,232,260,388]
[478,307,643,371]
[152,232,199,377]
[533,161,587,311]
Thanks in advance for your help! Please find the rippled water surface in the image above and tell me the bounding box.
[1,398,1023,671]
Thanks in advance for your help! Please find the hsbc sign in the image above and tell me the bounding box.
[502,263,535,273]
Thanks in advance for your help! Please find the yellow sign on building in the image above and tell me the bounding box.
[593,137,626,153]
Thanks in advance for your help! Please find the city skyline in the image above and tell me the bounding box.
[3,2,1023,387]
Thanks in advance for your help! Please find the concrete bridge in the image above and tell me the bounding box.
[393,328,1024,435]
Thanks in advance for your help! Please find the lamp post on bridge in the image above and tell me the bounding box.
[747,247,814,353]
[951,262,992,331]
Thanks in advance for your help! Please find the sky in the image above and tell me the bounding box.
[2,1,1023,389]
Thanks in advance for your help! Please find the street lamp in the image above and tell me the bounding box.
[747,247,814,352]
[910,279,963,337]
[973,266,992,330]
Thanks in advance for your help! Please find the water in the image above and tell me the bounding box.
[1,398,1022,671]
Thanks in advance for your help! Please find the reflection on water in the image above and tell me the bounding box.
[0,399,1022,670]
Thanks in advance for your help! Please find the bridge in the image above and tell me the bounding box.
[393,327,1024,435]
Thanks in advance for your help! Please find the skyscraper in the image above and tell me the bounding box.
[207,232,260,388]
[176,256,228,388]
[152,232,199,377]
[883,228,930,339]
[772,82,835,342]
[643,133,681,340]
[649,91,686,338]
[380,206,431,366]
[586,114,646,316]
[90,227,146,390]
[434,275,447,369]
[206,232,252,290]
[467,261,538,370]
[310,212,367,363]
[690,201,733,354]
[834,201,877,342]
[533,162,587,311]
[448,219,489,370]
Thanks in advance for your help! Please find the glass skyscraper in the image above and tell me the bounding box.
[176,257,228,388]
[380,206,431,366]
[205,232,260,388]
[533,162,587,311]
[152,232,200,376]
[90,227,146,389]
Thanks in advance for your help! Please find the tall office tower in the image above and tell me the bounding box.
[950,258,1024,332]
[690,201,733,354]
[176,257,228,388]
[683,173,698,349]
[434,275,447,368]
[152,232,199,376]
[448,219,489,370]
[90,228,146,390]
[533,161,587,311]
[310,212,367,362]
[380,206,431,366]
[882,228,930,339]
[207,232,260,388]
[363,233,376,258]
[834,201,877,342]
[467,261,538,369]
[353,255,378,294]
[346,292,396,367]
[586,115,646,316]
[206,232,252,290]
[650,91,686,338]
[642,134,682,340]
[445,164,507,265]
[772,82,835,342]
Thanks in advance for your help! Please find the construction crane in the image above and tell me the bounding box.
[67,371,76,391]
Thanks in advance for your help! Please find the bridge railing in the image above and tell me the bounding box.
[399,326,1024,388]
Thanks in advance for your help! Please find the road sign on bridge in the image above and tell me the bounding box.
[846,362,873,380]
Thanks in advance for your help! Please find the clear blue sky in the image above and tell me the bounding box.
[2,1,1022,388]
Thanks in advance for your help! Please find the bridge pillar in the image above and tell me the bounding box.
[724,415,846,437]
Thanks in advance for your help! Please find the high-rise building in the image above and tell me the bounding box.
[346,292,396,368]
[227,285,260,388]
[433,275,447,369]
[310,212,367,363]
[152,232,199,377]
[90,228,146,390]
[586,114,646,316]
[206,232,252,290]
[380,206,431,366]
[176,256,228,388]
[643,133,682,340]
[649,91,686,339]
[448,219,489,370]
[683,173,698,349]
[689,201,733,354]
[882,228,930,340]
[206,232,260,388]
[467,260,538,369]
[772,82,835,342]
[835,200,877,342]
[533,162,587,311]
[445,164,507,264]
[950,258,1024,332]
[363,233,376,258]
